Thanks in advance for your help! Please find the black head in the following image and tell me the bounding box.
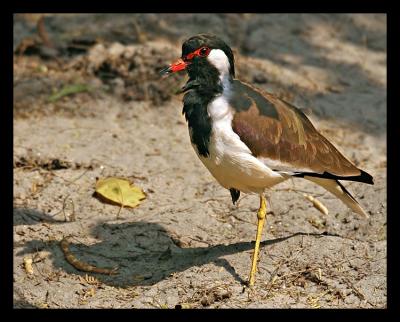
[160,34,235,84]
[181,34,235,78]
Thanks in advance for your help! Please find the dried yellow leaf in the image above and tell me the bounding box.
[95,177,146,208]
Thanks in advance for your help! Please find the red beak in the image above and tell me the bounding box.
[160,58,188,75]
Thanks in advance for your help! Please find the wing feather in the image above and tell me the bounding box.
[230,80,373,184]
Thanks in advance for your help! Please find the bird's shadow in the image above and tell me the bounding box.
[15,207,327,287]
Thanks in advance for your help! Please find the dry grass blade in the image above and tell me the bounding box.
[23,257,34,275]
[303,194,329,215]
[48,84,90,102]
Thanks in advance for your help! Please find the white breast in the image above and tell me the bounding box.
[194,90,286,194]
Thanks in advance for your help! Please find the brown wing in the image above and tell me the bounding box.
[230,80,373,183]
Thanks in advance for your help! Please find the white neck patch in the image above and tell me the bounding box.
[207,49,231,79]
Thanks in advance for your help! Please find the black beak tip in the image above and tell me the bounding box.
[159,66,172,76]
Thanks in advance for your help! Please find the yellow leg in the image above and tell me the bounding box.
[248,194,267,287]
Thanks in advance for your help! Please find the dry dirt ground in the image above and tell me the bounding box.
[13,14,386,308]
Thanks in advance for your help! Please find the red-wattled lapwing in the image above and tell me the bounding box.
[160,34,373,287]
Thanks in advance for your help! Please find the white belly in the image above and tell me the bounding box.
[193,94,285,194]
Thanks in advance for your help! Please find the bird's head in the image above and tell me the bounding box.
[160,34,235,83]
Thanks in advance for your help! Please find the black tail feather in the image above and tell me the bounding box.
[292,169,374,185]
[229,188,240,205]
[336,180,357,202]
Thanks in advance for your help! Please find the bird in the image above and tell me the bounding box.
[160,33,374,287]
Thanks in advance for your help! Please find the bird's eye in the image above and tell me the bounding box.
[199,46,210,57]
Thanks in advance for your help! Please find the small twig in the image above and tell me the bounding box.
[131,19,146,44]
[203,197,227,203]
[33,261,46,278]
[60,236,119,275]
[149,168,170,176]
[174,206,194,214]
[235,194,251,207]
[188,236,212,246]
[127,174,147,181]
[275,187,327,198]
[264,244,309,290]
[67,168,91,186]
[37,16,53,48]
[116,205,124,219]
[229,212,254,225]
